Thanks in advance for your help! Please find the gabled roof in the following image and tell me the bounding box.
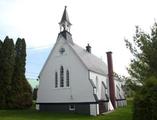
[69,43,108,76]
[39,7,108,78]
[39,31,108,78]
[58,31,108,75]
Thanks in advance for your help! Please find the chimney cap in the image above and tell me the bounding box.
[106,51,112,54]
[87,43,91,47]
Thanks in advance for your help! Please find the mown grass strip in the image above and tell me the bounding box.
[0,100,132,120]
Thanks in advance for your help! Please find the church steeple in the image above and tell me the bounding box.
[59,6,72,32]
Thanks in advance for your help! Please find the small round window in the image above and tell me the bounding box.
[59,48,65,54]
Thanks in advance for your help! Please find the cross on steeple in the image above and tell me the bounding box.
[59,6,72,32]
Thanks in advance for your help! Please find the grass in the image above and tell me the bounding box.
[0,100,132,120]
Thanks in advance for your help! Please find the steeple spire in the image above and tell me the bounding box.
[59,6,72,32]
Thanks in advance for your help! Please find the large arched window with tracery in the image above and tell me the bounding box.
[60,66,64,87]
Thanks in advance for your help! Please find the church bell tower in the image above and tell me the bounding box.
[59,6,72,32]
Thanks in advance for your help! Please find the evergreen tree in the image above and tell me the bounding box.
[0,36,15,108]
[0,39,2,49]
[11,38,32,108]
[0,40,3,106]
[0,39,3,80]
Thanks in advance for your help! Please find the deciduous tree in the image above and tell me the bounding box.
[125,23,157,120]
[125,24,157,83]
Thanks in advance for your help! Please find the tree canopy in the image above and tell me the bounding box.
[125,23,157,120]
[0,36,15,108]
[0,36,32,109]
[0,39,3,81]
[125,24,157,84]
[11,38,32,108]
[0,40,2,48]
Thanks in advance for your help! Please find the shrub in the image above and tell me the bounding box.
[133,76,157,120]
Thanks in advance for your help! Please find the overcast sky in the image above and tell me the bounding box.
[0,0,157,79]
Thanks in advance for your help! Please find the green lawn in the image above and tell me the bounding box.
[0,100,132,120]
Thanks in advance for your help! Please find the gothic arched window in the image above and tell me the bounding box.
[66,70,69,87]
[55,72,58,88]
[60,66,64,87]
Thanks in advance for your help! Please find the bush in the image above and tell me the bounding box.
[33,88,38,100]
[133,77,157,120]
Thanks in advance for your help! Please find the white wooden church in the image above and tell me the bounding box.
[36,6,126,116]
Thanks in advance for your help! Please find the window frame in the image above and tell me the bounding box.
[55,72,58,88]
[66,70,70,87]
[60,66,64,87]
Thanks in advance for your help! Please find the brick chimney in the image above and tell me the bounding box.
[106,51,116,109]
